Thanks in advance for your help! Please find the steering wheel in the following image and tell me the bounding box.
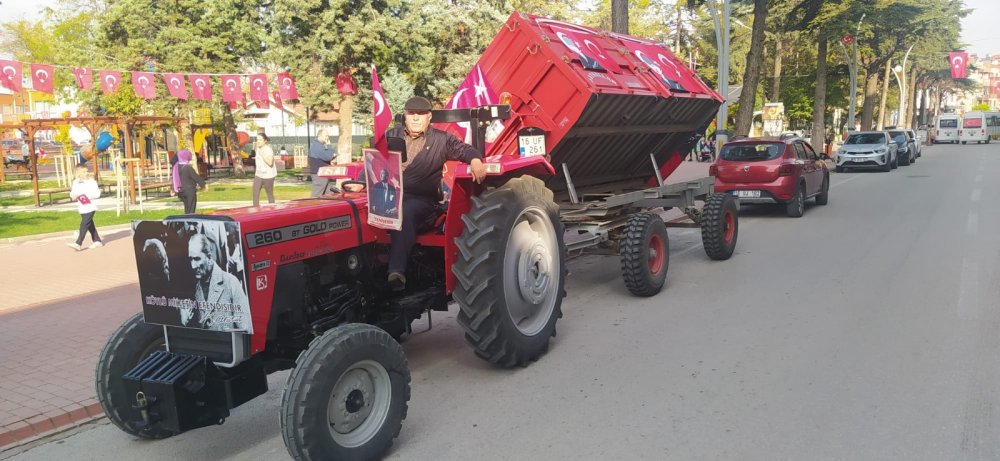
[341,180,367,192]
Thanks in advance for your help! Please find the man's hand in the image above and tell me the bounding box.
[469,158,486,184]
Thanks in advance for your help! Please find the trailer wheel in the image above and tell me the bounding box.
[701,193,738,260]
[95,312,173,439]
[620,212,669,297]
[281,323,409,461]
[453,176,566,368]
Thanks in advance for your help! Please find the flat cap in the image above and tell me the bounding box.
[403,96,432,112]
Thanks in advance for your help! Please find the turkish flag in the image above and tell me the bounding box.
[841,34,854,46]
[188,74,212,101]
[950,51,968,79]
[549,25,621,74]
[220,74,243,102]
[620,39,706,93]
[248,73,269,103]
[271,90,283,109]
[30,64,54,94]
[132,71,156,99]
[99,70,122,95]
[72,67,93,90]
[371,65,391,155]
[0,60,23,92]
[277,72,299,100]
[163,73,188,99]
[440,64,498,144]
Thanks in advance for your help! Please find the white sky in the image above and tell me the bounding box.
[961,0,1000,56]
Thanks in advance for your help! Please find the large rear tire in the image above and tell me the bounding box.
[95,312,173,439]
[620,212,669,297]
[453,176,566,368]
[281,323,410,461]
[701,193,739,260]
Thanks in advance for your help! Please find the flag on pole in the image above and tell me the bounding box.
[189,74,212,101]
[132,71,156,99]
[272,89,283,109]
[72,67,93,90]
[99,70,122,95]
[371,65,391,155]
[950,51,968,79]
[164,73,188,99]
[30,64,54,94]
[0,60,23,92]
[221,74,243,102]
[249,73,269,104]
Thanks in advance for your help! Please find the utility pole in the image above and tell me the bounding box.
[838,14,865,132]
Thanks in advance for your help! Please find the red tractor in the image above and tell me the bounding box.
[96,12,738,460]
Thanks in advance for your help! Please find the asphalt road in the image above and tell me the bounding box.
[9,143,1000,460]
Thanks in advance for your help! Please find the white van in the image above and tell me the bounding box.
[933,114,960,144]
[959,111,1000,144]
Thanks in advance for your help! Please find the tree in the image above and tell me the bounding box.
[732,0,766,136]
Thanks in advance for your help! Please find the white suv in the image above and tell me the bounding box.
[835,131,898,172]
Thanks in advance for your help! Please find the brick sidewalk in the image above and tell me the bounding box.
[0,161,712,453]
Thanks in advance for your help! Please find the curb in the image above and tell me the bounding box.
[0,403,104,454]
[0,224,134,246]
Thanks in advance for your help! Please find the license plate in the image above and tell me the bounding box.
[518,135,546,158]
[852,157,867,162]
[734,190,760,198]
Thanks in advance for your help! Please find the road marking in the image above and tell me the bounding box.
[971,189,981,203]
[956,257,979,320]
[967,211,979,235]
[831,174,863,188]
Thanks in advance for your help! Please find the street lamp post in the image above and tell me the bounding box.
[706,0,731,151]
[839,14,865,132]
[894,44,915,128]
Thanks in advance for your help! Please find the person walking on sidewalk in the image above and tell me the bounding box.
[253,133,277,206]
[308,129,336,197]
[69,165,103,251]
[173,149,206,214]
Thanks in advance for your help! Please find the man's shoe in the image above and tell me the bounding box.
[67,242,82,251]
[89,241,103,249]
[387,272,406,291]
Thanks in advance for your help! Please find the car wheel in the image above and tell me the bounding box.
[786,184,805,218]
[835,165,844,173]
[882,158,892,172]
[815,176,829,206]
[962,141,967,145]
[911,153,916,163]
[900,152,910,166]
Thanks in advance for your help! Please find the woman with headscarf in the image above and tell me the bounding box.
[173,149,205,214]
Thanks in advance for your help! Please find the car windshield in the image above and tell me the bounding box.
[720,143,783,162]
[845,134,885,145]
[939,119,958,128]
[888,131,906,140]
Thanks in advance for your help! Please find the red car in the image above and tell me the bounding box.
[710,135,830,217]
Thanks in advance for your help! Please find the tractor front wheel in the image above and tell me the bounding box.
[95,312,173,439]
[453,176,566,368]
[281,323,410,461]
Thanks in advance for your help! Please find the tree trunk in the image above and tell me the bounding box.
[877,59,891,130]
[860,71,879,130]
[733,0,768,137]
[611,0,629,34]
[336,93,354,164]
[811,34,827,150]
[770,35,783,102]
[907,67,918,129]
[222,104,244,176]
[918,81,928,126]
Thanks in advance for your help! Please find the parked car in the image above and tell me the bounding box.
[711,135,829,217]
[835,131,897,172]
[888,129,917,166]
[906,129,923,157]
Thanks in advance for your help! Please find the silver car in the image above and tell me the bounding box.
[906,129,923,158]
[835,131,897,172]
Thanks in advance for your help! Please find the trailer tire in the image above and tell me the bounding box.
[95,312,173,439]
[701,193,738,260]
[453,176,566,368]
[620,212,669,297]
[281,323,409,461]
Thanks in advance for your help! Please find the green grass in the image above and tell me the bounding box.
[0,180,60,192]
[0,209,216,239]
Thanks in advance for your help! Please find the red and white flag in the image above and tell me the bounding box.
[99,70,122,95]
[371,65,391,155]
[132,71,156,99]
[188,74,212,101]
[950,51,968,79]
[549,25,621,73]
[221,74,243,102]
[249,73,269,107]
[271,89,283,109]
[276,72,299,100]
[442,64,498,143]
[0,60,23,92]
[72,67,93,90]
[163,73,188,99]
[30,64,54,94]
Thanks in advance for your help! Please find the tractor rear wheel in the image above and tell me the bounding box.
[281,323,410,461]
[701,193,739,260]
[453,176,566,368]
[95,312,173,439]
[620,212,669,297]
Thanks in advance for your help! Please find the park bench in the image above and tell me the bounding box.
[37,187,71,206]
